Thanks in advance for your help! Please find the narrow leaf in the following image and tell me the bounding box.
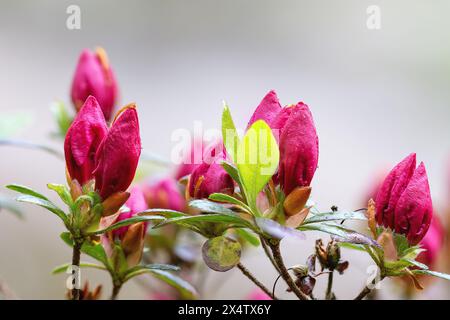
[7,184,48,200]
[52,262,106,274]
[90,215,165,235]
[221,103,240,163]
[299,223,381,248]
[16,195,67,223]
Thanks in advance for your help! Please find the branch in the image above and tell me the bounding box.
[237,263,278,300]
[269,242,310,300]
[354,276,385,300]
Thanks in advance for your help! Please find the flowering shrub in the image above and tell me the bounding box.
[4,48,450,300]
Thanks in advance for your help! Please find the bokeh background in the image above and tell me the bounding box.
[1,0,450,299]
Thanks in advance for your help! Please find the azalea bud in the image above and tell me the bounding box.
[278,103,319,195]
[417,216,444,267]
[187,141,234,199]
[246,90,282,130]
[71,48,118,121]
[94,106,141,200]
[113,186,148,239]
[375,153,433,245]
[143,178,185,211]
[174,138,204,180]
[188,163,234,199]
[64,96,108,185]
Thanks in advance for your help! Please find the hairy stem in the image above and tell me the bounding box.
[269,242,310,300]
[325,271,334,299]
[237,263,278,300]
[71,240,82,300]
[354,276,384,300]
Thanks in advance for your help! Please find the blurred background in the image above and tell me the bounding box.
[1,0,450,299]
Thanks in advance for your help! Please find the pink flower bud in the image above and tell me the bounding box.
[71,48,118,121]
[277,103,319,195]
[375,153,433,245]
[188,162,234,199]
[187,140,233,199]
[417,216,444,267]
[246,90,282,130]
[174,138,205,180]
[113,186,148,239]
[64,96,108,185]
[143,178,186,211]
[94,106,141,199]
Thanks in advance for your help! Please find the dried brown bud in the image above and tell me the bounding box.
[366,198,377,238]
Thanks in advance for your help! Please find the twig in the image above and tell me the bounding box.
[0,138,63,159]
[110,283,122,300]
[269,242,310,300]
[325,271,334,299]
[260,236,281,273]
[71,240,82,300]
[237,263,278,300]
[354,276,384,300]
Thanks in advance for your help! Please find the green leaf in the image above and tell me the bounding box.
[0,111,32,138]
[256,217,305,240]
[155,213,254,230]
[47,183,73,207]
[221,103,240,163]
[235,228,260,246]
[189,199,237,215]
[299,223,381,248]
[303,210,367,224]
[221,161,242,185]
[209,193,251,212]
[16,194,67,223]
[137,208,185,218]
[236,120,279,213]
[402,258,429,270]
[149,269,198,299]
[124,264,180,282]
[89,215,166,235]
[338,242,366,252]
[60,232,109,265]
[412,269,450,281]
[7,184,48,200]
[0,193,24,218]
[52,262,107,274]
[202,236,241,272]
[51,101,72,137]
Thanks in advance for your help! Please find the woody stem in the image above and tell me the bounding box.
[269,241,310,300]
[71,239,82,300]
[325,271,334,299]
[237,263,278,300]
[110,282,123,300]
[354,276,384,300]
[260,236,281,274]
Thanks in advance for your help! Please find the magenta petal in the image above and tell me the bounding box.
[278,103,319,195]
[113,186,148,239]
[246,90,282,130]
[375,153,416,228]
[395,162,433,245]
[64,96,108,185]
[144,178,185,212]
[94,107,141,199]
